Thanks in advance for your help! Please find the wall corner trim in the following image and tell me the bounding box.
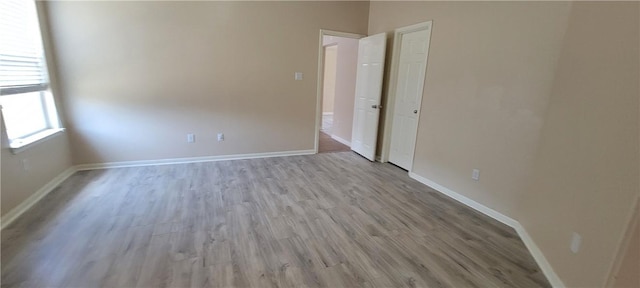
[1,166,76,230]
[408,171,566,288]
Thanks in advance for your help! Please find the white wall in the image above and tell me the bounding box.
[46,1,369,165]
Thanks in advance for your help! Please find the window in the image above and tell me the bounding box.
[0,0,62,151]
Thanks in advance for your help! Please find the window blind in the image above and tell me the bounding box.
[0,0,48,95]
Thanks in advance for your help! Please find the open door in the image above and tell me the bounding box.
[389,22,432,170]
[350,33,386,161]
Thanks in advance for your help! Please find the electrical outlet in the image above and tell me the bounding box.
[294,72,303,80]
[472,169,480,181]
[21,158,30,171]
[217,133,224,141]
[570,232,582,253]
[187,134,195,143]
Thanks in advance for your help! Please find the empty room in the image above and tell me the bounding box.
[1,1,638,287]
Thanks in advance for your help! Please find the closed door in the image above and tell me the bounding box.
[389,26,431,170]
[351,33,386,161]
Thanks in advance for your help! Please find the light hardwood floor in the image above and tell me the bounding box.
[318,132,350,154]
[1,152,550,287]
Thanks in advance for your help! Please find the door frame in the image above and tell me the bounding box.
[314,29,365,154]
[379,21,433,166]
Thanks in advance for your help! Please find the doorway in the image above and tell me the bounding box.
[316,31,362,153]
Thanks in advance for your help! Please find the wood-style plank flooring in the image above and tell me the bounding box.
[318,132,350,154]
[1,152,550,287]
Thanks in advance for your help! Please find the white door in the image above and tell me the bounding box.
[351,33,386,161]
[389,26,431,170]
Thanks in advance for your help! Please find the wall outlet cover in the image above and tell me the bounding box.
[21,159,30,171]
[570,232,582,253]
[472,169,480,181]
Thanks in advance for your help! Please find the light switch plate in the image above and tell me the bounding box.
[294,72,303,80]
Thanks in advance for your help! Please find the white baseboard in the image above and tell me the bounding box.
[331,135,351,147]
[514,224,566,287]
[408,172,518,228]
[408,171,565,288]
[322,112,333,116]
[75,149,315,171]
[1,166,76,230]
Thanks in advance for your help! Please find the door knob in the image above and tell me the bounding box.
[413,110,418,114]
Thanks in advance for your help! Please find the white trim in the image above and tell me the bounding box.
[408,172,517,227]
[10,128,65,154]
[408,171,566,288]
[1,166,76,229]
[331,135,351,147]
[315,29,365,155]
[75,149,315,171]
[381,21,433,164]
[515,225,566,288]
[322,112,334,116]
[320,30,364,40]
